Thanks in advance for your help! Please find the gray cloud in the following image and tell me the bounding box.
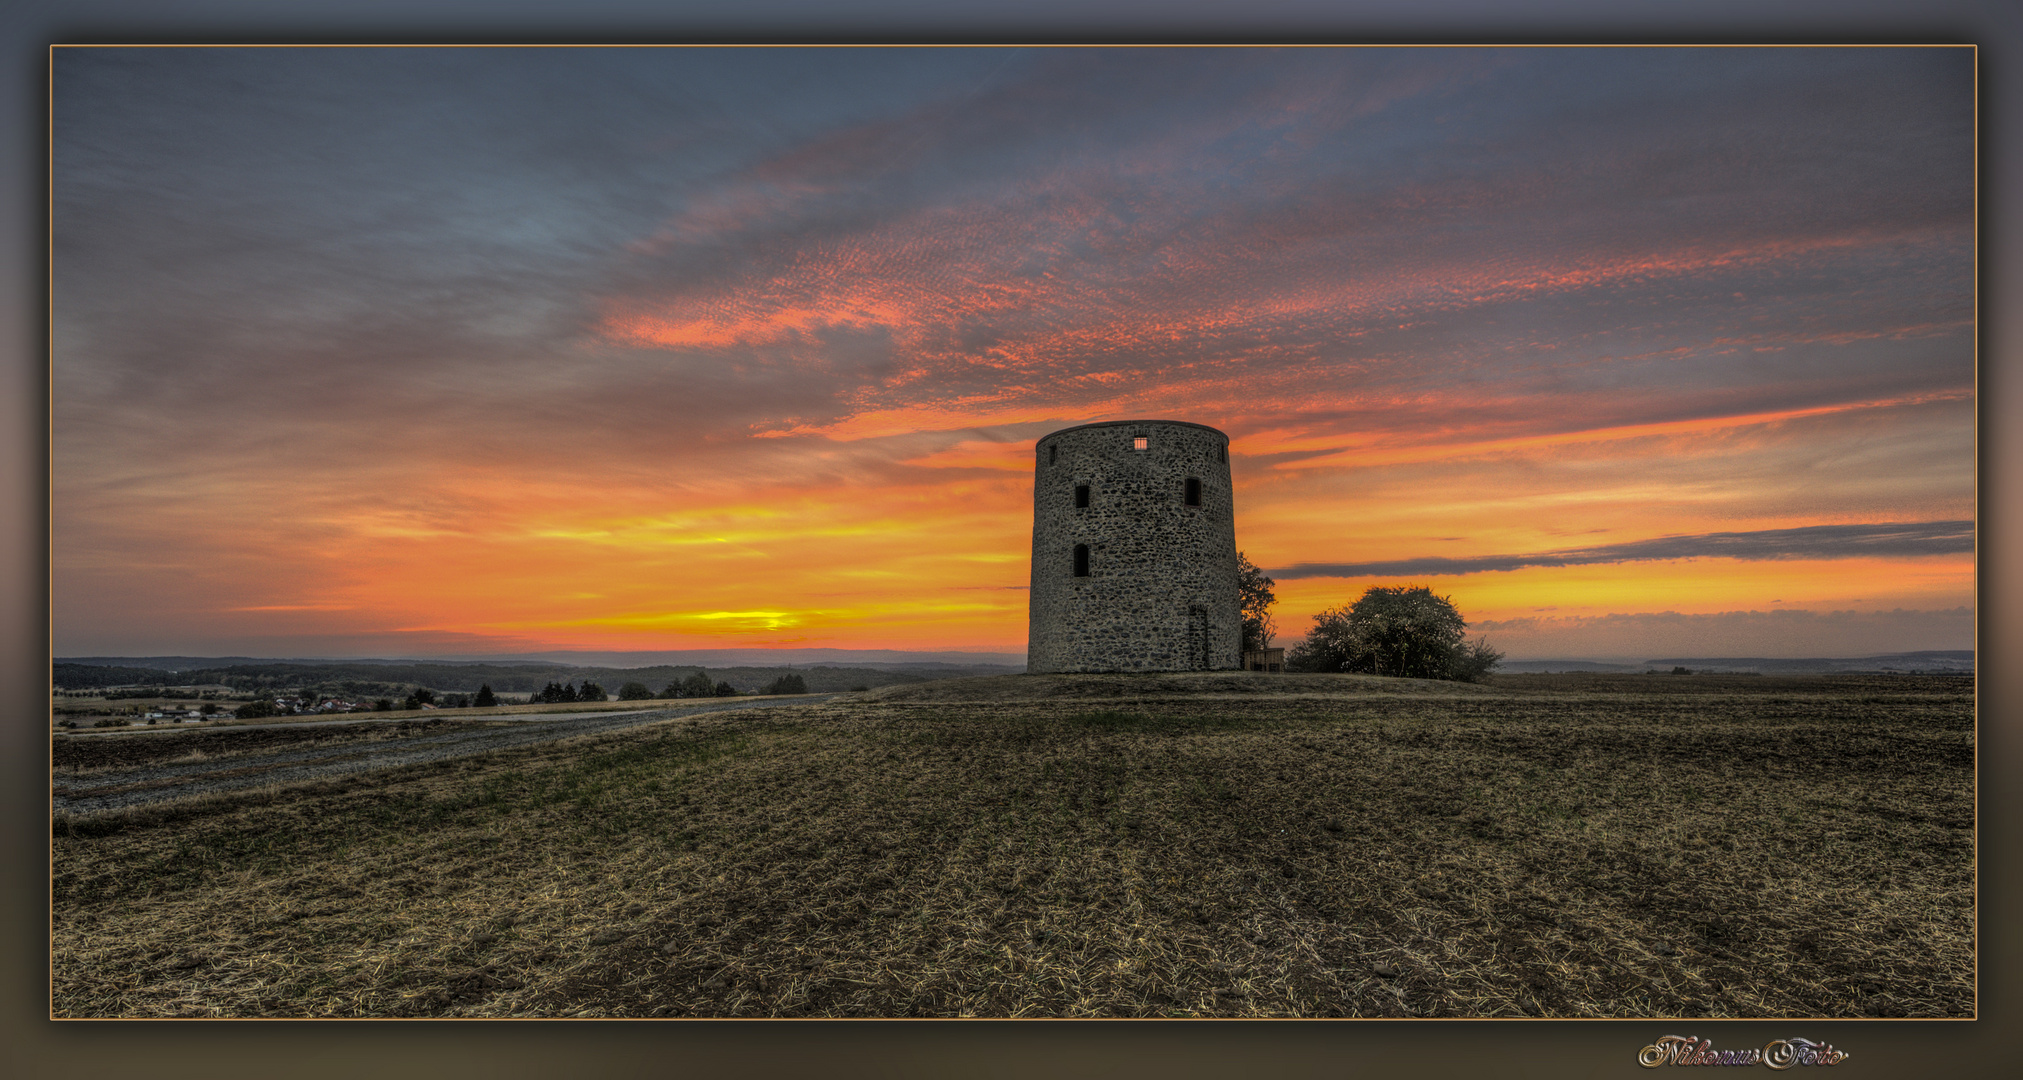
[52,47,1973,448]
[1270,520,1974,579]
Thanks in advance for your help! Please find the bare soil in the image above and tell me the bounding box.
[50,672,1973,1019]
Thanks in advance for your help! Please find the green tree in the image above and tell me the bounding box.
[373,697,394,711]
[1287,585,1502,682]
[578,681,608,702]
[764,673,807,695]
[618,681,654,700]
[680,672,715,698]
[1237,551,1278,652]
[474,684,498,707]
[234,698,279,720]
[714,681,738,697]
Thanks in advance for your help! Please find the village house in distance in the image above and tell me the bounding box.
[1026,420,1245,673]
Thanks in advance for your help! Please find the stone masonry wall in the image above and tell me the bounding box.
[1027,420,1241,673]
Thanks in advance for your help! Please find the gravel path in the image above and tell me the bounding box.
[53,695,839,816]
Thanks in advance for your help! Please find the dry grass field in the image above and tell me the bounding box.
[50,672,1973,1019]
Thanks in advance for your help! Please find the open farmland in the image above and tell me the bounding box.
[50,672,1973,1018]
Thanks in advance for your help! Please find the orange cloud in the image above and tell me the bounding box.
[1251,389,1974,471]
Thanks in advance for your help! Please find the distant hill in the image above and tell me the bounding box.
[58,649,1028,672]
[488,648,1029,669]
[1494,660,1645,674]
[1641,651,1972,674]
[51,657,1024,695]
[51,662,185,689]
[56,656,565,672]
[1497,651,1972,675]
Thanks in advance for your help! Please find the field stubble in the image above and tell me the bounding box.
[50,673,1973,1019]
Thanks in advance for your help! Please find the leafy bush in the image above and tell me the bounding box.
[1450,638,1505,683]
[578,681,608,702]
[714,681,738,697]
[617,681,655,700]
[1287,585,1502,682]
[233,699,279,720]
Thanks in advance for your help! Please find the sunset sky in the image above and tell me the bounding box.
[51,46,1975,662]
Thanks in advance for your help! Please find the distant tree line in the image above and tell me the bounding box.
[663,672,738,698]
[55,660,930,701]
[764,673,806,695]
[530,681,608,704]
[50,663,182,689]
[94,686,216,700]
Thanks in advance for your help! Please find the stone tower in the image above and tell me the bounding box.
[1027,420,1242,673]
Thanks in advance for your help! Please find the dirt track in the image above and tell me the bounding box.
[52,695,838,816]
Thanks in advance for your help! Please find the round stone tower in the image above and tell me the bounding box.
[1027,420,1242,674]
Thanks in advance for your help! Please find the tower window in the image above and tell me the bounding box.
[1184,477,1201,506]
[1132,436,1148,450]
[1073,544,1090,577]
[1049,445,1058,465]
[1219,444,1227,463]
[1074,484,1090,508]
